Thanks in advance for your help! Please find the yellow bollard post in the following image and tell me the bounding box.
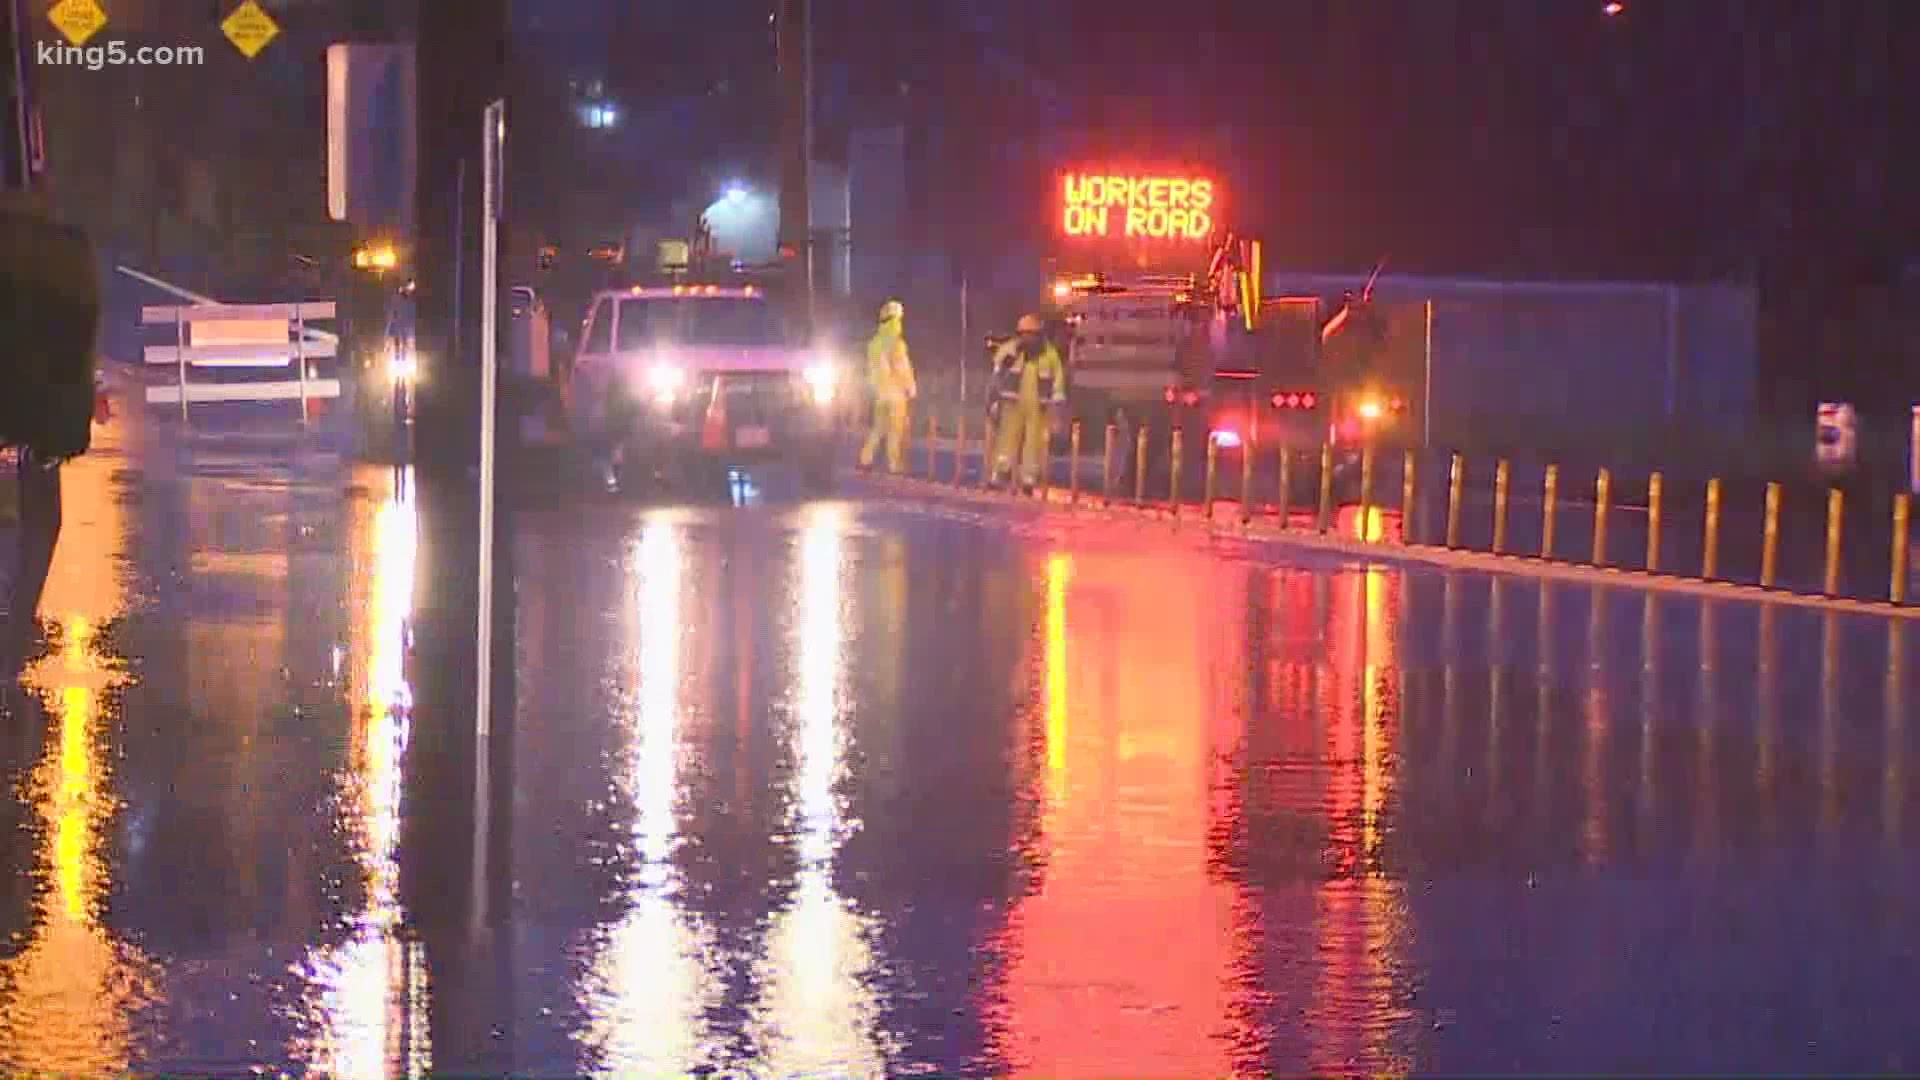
[1317,443,1335,533]
[1593,468,1612,566]
[1276,447,1293,529]
[1541,464,1559,559]
[1069,420,1083,508]
[1702,478,1722,580]
[1203,433,1219,520]
[1359,445,1376,531]
[1103,423,1118,504]
[1241,429,1256,525]
[1402,450,1418,545]
[1170,428,1185,519]
[1892,494,1911,604]
[1761,482,1781,588]
[1134,426,1149,506]
[1646,471,1664,573]
[1492,459,1511,554]
[1824,487,1844,596]
[1445,453,1464,548]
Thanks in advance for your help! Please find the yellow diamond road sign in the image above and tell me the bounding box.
[47,0,108,46]
[222,0,280,59]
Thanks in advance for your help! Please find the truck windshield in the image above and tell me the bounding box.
[617,297,785,349]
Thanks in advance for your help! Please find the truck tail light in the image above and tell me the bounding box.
[1301,392,1318,410]
[1181,390,1200,407]
[1164,386,1177,404]
[1390,396,1406,412]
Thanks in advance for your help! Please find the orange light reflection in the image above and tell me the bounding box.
[0,417,157,1074]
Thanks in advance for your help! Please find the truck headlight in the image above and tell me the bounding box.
[646,363,684,406]
[804,363,837,406]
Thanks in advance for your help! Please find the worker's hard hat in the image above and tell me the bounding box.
[879,299,904,322]
[1016,314,1044,333]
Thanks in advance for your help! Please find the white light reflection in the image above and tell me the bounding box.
[293,468,431,1078]
[577,516,717,1073]
[754,505,886,1075]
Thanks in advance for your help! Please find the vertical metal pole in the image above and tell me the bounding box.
[1038,418,1052,502]
[1069,420,1082,508]
[1890,493,1910,604]
[1358,445,1375,536]
[295,305,309,425]
[1541,464,1559,559]
[175,307,189,423]
[1422,299,1434,449]
[1645,471,1663,572]
[1134,425,1148,506]
[477,100,503,749]
[1445,453,1463,548]
[1277,447,1293,529]
[1593,468,1612,567]
[959,277,968,407]
[1401,449,1417,544]
[980,413,996,490]
[1910,405,1919,495]
[1491,459,1510,554]
[925,409,937,480]
[1702,477,1722,580]
[452,159,466,366]
[1316,443,1334,533]
[953,413,966,484]
[1169,428,1184,519]
[1761,482,1781,588]
[1824,488,1844,596]
[1240,429,1255,525]
[1104,422,1117,505]
[5,0,33,191]
[801,0,815,328]
[1203,435,1218,519]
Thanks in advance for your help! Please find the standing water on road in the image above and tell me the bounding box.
[0,409,1914,1075]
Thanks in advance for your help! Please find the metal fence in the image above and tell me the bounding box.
[871,410,1917,612]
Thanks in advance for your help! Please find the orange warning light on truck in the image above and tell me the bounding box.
[1059,173,1217,241]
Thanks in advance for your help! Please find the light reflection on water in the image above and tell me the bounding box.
[0,419,158,1075]
[289,465,430,1078]
[572,512,719,1074]
[750,504,887,1077]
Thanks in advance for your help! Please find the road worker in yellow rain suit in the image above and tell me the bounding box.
[859,298,916,473]
[989,313,1066,491]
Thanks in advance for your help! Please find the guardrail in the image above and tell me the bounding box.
[142,301,340,422]
[882,407,1918,611]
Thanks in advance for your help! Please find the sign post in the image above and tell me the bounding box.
[472,98,504,933]
[1910,404,1919,495]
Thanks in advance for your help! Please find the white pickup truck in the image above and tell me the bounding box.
[567,284,843,494]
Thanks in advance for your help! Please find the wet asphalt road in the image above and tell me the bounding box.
[0,404,1915,1077]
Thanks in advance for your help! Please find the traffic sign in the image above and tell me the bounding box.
[221,0,280,59]
[47,0,108,46]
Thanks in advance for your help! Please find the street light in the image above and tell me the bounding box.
[353,243,399,272]
[725,183,748,204]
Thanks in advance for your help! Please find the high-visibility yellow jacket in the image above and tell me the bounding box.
[991,338,1065,405]
[866,320,916,401]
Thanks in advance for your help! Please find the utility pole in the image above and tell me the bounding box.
[775,0,812,328]
[2,0,37,192]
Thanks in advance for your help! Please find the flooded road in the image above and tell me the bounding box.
[0,408,1915,1076]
